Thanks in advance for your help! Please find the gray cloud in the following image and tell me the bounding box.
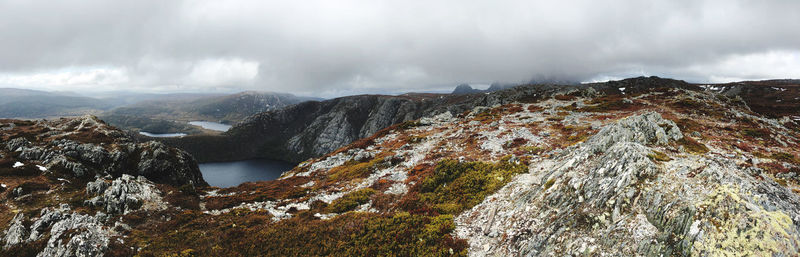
[0,0,799,97]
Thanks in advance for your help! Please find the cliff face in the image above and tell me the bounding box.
[161,77,701,163]
[161,93,492,162]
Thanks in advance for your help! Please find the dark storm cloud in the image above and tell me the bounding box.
[0,0,799,96]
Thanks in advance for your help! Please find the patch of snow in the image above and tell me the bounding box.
[688,220,701,237]
[772,87,787,92]
[699,85,727,91]
[12,162,23,168]
[36,165,47,171]
[314,212,337,220]
[1,183,6,188]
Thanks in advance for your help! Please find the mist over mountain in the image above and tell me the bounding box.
[101,91,320,134]
[0,88,115,118]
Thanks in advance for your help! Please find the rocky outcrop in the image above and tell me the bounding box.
[2,214,26,248]
[1,116,206,256]
[455,112,800,256]
[4,205,113,257]
[0,116,206,186]
[85,175,166,215]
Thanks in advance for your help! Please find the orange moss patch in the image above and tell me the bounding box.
[554,94,577,101]
[527,105,544,112]
[158,184,201,210]
[205,176,311,210]
[577,95,643,113]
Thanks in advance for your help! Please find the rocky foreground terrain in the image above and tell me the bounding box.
[2,77,800,256]
[0,117,205,256]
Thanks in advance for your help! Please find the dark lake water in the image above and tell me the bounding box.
[198,159,295,188]
[189,121,232,132]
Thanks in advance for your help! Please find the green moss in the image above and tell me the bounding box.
[543,178,556,190]
[647,151,672,162]
[742,128,770,139]
[416,156,528,214]
[399,121,422,130]
[677,137,709,154]
[408,136,427,144]
[131,211,467,257]
[771,152,798,164]
[473,110,501,124]
[327,188,376,213]
[327,152,393,182]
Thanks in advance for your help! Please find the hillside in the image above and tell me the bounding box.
[159,77,695,163]
[158,92,495,162]
[0,116,206,256]
[2,77,800,256]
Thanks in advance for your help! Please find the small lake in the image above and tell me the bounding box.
[139,131,187,137]
[189,121,232,132]
[199,159,295,188]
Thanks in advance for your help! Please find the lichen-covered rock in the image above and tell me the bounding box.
[2,214,26,248]
[456,111,800,256]
[2,205,112,257]
[85,175,166,215]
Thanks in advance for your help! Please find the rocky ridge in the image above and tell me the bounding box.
[146,78,797,256]
[1,116,205,256]
[2,77,800,256]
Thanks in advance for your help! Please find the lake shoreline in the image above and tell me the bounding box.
[198,158,295,188]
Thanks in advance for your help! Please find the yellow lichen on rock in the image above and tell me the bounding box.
[693,185,799,256]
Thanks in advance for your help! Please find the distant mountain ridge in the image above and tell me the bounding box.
[0,88,320,135]
[101,91,320,134]
[451,82,520,95]
[0,88,114,119]
[160,76,800,163]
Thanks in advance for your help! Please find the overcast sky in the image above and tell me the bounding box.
[0,0,798,97]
